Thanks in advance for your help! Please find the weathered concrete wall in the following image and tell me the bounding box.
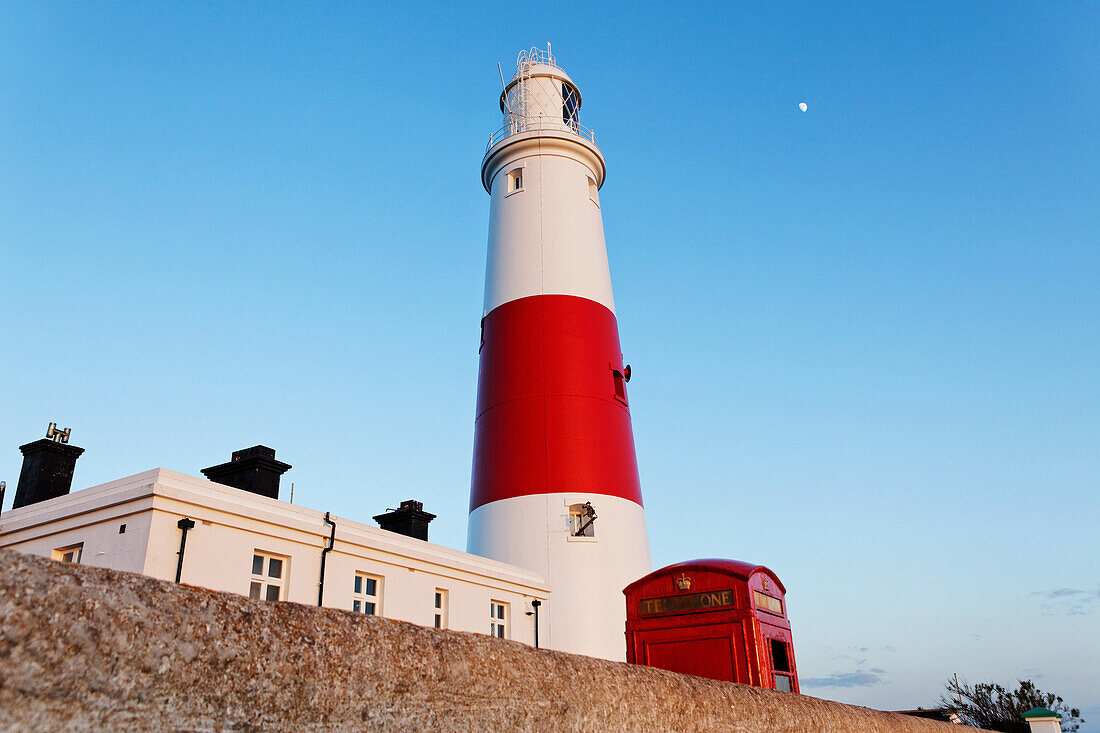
[0,549,970,732]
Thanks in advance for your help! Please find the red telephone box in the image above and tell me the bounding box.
[624,559,798,692]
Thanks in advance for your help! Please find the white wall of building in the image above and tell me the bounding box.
[0,469,549,645]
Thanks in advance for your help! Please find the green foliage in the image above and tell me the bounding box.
[940,678,1082,733]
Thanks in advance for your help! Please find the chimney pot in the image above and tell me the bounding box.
[374,499,436,541]
[201,445,291,500]
[13,431,85,509]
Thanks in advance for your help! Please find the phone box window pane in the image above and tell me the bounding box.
[775,675,792,692]
[252,555,264,575]
[267,558,283,579]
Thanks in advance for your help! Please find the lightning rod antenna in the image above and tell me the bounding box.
[498,62,513,115]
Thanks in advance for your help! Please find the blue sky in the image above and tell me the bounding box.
[2,1,1097,724]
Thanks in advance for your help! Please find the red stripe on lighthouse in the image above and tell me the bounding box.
[470,294,643,511]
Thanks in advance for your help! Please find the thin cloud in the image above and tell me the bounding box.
[800,669,886,688]
[1030,588,1100,616]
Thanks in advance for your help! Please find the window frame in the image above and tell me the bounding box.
[490,600,508,639]
[353,572,383,616]
[54,543,84,564]
[768,638,795,692]
[562,82,579,129]
[611,367,628,404]
[434,588,449,629]
[249,551,287,602]
[567,501,598,541]
[505,167,525,197]
[587,176,599,207]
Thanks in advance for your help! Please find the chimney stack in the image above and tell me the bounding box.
[374,500,436,541]
[13,424,85,509]
[201,446,291,500]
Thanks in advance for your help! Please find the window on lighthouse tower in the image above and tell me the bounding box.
[507,168,524,194]
[562,84,579,129]
[612,368,628,404]
[569,502,597,538]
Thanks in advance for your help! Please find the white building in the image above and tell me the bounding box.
[0,466,549,645]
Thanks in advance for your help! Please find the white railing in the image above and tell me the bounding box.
[517,46,557,71]
[486,114,599,151]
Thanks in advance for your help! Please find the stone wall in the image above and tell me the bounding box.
[0,549,973,732]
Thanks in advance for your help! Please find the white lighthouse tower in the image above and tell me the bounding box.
[467,46,651,661]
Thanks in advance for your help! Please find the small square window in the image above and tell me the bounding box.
[587,176,599,205]
[507,168,524,195]
[55,543,83,564]
[119,524,126,534]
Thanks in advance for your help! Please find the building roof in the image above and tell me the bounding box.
[624,559,786,594]
[1022,707,1061,719]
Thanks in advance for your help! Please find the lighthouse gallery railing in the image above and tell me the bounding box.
[487,114,599,152]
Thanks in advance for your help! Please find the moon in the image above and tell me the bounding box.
[799,102,808,112]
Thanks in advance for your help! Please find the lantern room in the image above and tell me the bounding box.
[624,559,798,692]
[495,46,585,143]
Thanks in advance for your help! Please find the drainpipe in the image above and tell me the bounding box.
[532,599,542,648]
[318,511,336,607]
[175,517,195,583]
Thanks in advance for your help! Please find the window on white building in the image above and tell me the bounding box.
[434,589,449,629]
[250,552,286,602]
[54,543,83,564]
[353,573,382,616]
[490,600,508,638]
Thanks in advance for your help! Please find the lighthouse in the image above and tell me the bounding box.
[468,46,651,661]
